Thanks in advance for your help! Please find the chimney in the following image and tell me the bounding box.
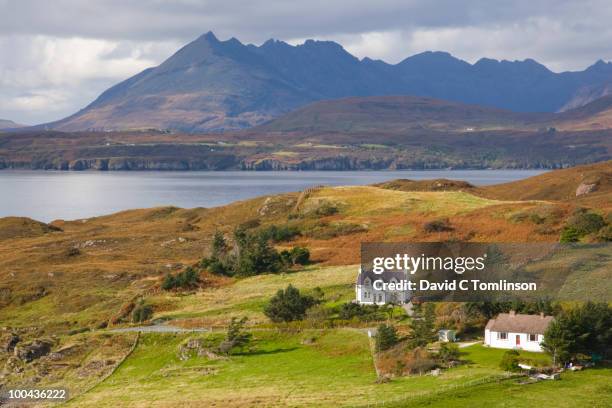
[509,310,515,317]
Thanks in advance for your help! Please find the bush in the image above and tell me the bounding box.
[499,350,520,372]
[560,226,580,243]
[132,301,153,323]
[378,345,436,376]
[338,303,386,321]
[561,209,607,242]
[280,246,311,266]
[315,201,339,216]
[264,285,317,322]
[437,343,460,363]
[259,224,301,242]
[161,267,200,290]
[597,225,612,241]
[218,317,252,355]
[375,324,399,352]
[567,210,606,235]
[423,219,454,233]
[306,221,367,239]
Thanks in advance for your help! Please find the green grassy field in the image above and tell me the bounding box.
[150,264,357,324]
[63,330,611,408]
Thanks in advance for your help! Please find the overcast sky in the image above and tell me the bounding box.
[1,0,611,124]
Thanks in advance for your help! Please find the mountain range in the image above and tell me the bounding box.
[40,31,612,133]
[0,119,24,130]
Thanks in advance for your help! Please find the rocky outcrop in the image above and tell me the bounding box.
[14,339,53,362]
[575,182,598,196]
[1,332,20,353]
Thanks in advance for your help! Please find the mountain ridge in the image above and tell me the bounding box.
[35,31,612,133]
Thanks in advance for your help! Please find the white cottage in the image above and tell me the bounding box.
[355,269,410,305]
[484,311,553,352]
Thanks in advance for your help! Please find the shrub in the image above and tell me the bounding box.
[264,285,316,322]
[218,317,252,355]
[378,346,436,376]
[499,350,520,372]
[306,221,367,239]
[132,301,153,323]
[423,219,454,233]
[281,246,311,266]
[375,324,399,352]
[560,227,580,243]
[566,210,606,235]
[437,343,460,363]
[560,209,607,242]
[338,303,386,321]
[259,224,301,242]
[161,267,199,290]
[315,201,339,216]
[597,225,612,241]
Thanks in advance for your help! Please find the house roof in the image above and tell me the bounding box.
[356,269,407,285]
[485,312,554,335]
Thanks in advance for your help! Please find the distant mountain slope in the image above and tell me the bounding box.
[39,32,612,133]
[553,95,612,130]
[256,94,612,133]
[0,119,25,130]
[256,95,545,133]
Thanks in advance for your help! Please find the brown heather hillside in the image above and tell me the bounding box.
[1,164,610,335]
[481,160,612,208]
[374,161,612,210]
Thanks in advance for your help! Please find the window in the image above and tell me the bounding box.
[497,332,508,340]
[529,334,538,342]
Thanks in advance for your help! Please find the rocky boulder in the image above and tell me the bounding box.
[14,339,53,362]
[575,182,597,196]
[1,332,20,353]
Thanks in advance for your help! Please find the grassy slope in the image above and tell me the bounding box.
[67,332,610,408]
[1,185,560,331]
[1,165,611,406]
[481,160,612,206]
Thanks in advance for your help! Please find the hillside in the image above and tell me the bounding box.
[481,160,612,207]
[374,161,612,210]
[3,96,612,172]
[257,96,544,133]
[258,94,612,133]
[0,118,24,130]
[0,166,610,405]
[34,32,612,132]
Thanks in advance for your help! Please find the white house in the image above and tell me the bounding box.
[355,269,410,305]
[484,311,554,352]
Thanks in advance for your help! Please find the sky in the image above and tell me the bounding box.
[1,0,611,125]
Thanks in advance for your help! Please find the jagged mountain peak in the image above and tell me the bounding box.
[38,31,612,132]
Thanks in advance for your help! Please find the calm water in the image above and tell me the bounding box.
[0,170,546,222]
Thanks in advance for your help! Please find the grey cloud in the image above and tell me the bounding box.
[1,0,611,123]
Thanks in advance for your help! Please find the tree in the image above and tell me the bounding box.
[437,343,460,363]
[132,301,153,323]
[264,285,316,322]
[219,317,252,355]
[542,302,611,365]
[499,350,520,372]
[409,303,437,347]
[541,320,570,367]
[211,230,228,258]
[375,324,399,352]
[234,229,281,276]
